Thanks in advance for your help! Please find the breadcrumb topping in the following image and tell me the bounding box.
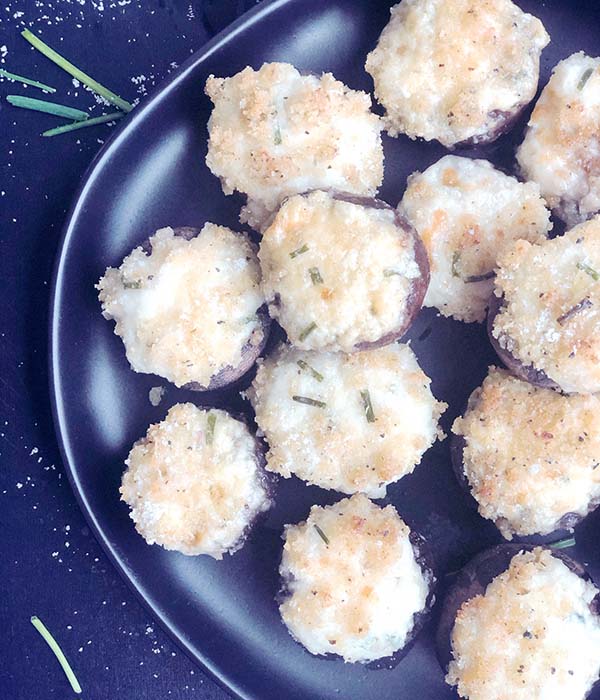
[205,62,383,229]
[492,216,600,394]
[279,494,429,663]
[400,156,551,323]
[453,368,600,538]
[120,404,271,558]
[248,343,446,497]
[97,225,265,388]
[447,548,600,700]
[259,190,421,351]
[517,52,600,228]
[365,0,549,147]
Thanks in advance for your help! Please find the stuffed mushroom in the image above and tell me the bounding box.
[517,52,600,228]
[489,215,600,394]
[451,367,600,541]
[399,156,551,323]
[437,545,600,700]
[97,225,269,391]
[120,403,273,558]
[259,190,429,352]
[279,494,435,665]
[248,343,446,497]
[365,0,549,148]
[205,63,384,230]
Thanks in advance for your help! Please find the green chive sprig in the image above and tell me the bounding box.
[206,413,217,445]
[292,395,326,408]
[549,537,576,550]
[314,524,330,545]
[7,94,89,121]
[21,29,134,113]
[42,112,124,137]
[297,359,324,382]
[577,262,600,281]
[289,244,308,259]
[360,389,375,423]
[0,68,56,92]
[30,615,82,694]
[298,322,317,342]
[309,267,323,285]
[578,68,594,91]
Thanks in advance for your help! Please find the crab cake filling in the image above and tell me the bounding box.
[120,404,271,558]
[365,0,549,147]
[517,52,600,228]
[400,156,551,323]
[97,225,266,389]
[447,548,600,700]
[453,368,600,539]
[279,494,430,663]
[259,190,423,352]
[205,62,384,229]
[492,216,600,394]
[248,343,446,497]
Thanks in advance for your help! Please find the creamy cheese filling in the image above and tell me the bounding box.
[97,225,265,388]
[279,494,430,663]
[259,190,422,352]
[492,216,600,394]
[365,0,549,147]
[248,343,446,497]
[447,548,600,700]
[205,62,383,229]
[400,156,551,323]
[517,52,600,228]
[120,404,272,559]
[453,368,600,538]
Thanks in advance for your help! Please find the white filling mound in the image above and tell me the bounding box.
[365,0,549,147]
[447,548,600,700]
[453,368,600,538]
[97,225,265,388]
[492,215,600,394]
[120,403,271,558]
[259,190,422,352]
[400,156,551,323]
[248,343,446,497]
[279,494,430,663]
[517,52,600,228]
[205,62,383,229]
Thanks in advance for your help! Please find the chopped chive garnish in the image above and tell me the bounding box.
[549,537,576,549]
[451,251,461,278]
[21,29,134,113]
[298,321,317,341]
[0,68,56,92]
[206,413,217,445]
[297,359,324,382]
[274,125,282,145]
[122,278,141,289]
[314,524,330,545]
[309,267,323,285]
[578,68,594,91]
[383,268,402,277]
[30,616,82,694]
[577,262,600,281]
[42,111,124,137]
[292,395,326,408]
[557,297,593,326]
[6,94,89,121]
[360,389,375,423]
[289,244,308,259]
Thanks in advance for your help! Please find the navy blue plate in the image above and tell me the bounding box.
[50,1,600,698]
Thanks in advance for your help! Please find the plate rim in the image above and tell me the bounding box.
[48,2,295,699]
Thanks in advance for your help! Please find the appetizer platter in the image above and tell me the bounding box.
[49,0,600,698]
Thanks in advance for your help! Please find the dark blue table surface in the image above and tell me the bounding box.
[0,2,258,698]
